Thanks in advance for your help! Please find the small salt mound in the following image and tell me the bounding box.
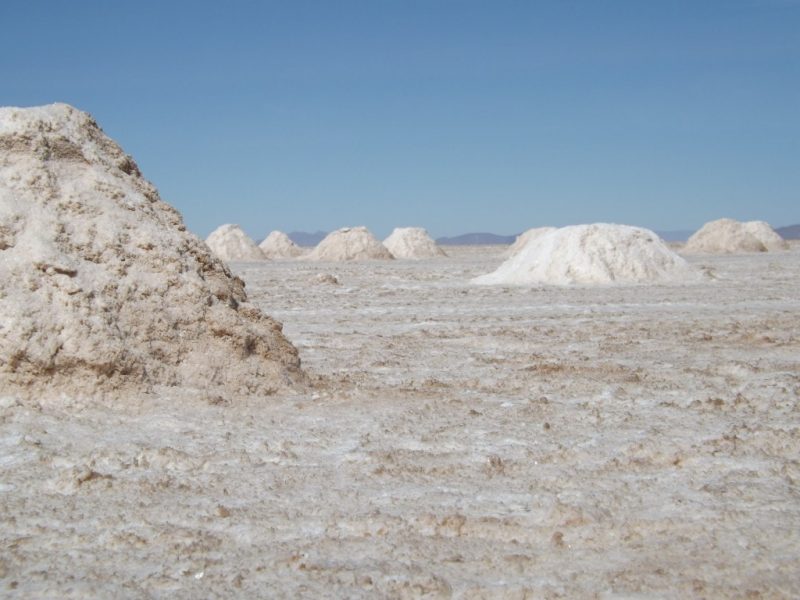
[259,230,304,259]
[0,103,303,398]
[504,227,557,258]
[305,226,393,261]
[474,223,702,286]
[683,218,787,254]
[312,273,340,285]
[383,227,446,259]
[206,224,265,261]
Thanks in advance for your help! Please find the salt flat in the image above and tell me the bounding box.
[1,245,799,598]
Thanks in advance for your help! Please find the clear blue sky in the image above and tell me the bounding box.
[2,1,798,239]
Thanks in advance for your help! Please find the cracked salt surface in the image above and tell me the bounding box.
[1,244,799,597]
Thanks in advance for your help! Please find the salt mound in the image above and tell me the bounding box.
[312,273,340,285]
[474,223,702,285]
[259,230,304,259]
[206,224,265,261]
[305,226,393,261]
[0,103,304,398]
[683,218,788,254]
[383,227,446,259]
[504,227,557,257]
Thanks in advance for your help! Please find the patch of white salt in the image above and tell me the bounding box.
[305,226,393,261]
[206,224,265,261]
[383,227,446,259]
[474,223,703,285]
[259,230,304,259]
[504,227,557,258]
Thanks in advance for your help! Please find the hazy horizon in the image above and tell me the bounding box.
[2,0,798,239]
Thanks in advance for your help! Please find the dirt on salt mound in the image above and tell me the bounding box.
[206,224,265,261]
[259,230,305,259]
[683,218,788,254]
[383,227,446,259]
[503,226,557,258]
[474,223,704,286]
[305,226,394,261]
[0,103,304,398]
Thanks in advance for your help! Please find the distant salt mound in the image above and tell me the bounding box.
[504,227,557,258]
[206,224,265,261]
[306,226,393,261]
[383,227,446,259]
[474,223,702,286]
[0,103,304,398]
[259,230,304,259]
[683,218,788,254]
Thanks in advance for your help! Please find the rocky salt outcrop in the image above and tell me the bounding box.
[683,218,788,254]
[0,103,304,398]
[305,226,393,261]
[206,224,265,261]
[474,223,703,285]
[259,230,305,259]
[383,227,446,259]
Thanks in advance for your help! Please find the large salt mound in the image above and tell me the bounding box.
[259,230,304,259]
[683,218,788,254]
[0,103,304,398]
[504,226,557,258]
[206,224,265,261]
[305,226,393,261]
[383,227,446,259]
[474,223,703,286]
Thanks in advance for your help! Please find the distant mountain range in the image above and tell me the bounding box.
[287,224,800,247]
[437,230,696,244]
[654,230,694,242]
[776,224,800,240]
[436,232,519,245]
[287,231,328,246]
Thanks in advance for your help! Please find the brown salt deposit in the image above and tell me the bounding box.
[683,218,788,254]
[0,103,303,399]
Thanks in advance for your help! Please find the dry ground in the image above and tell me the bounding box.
[1,245,799,598]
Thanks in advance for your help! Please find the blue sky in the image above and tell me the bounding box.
[2,1,798,239]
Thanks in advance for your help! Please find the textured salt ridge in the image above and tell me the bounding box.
[683,218,788,254]
[474,223,704,285]
[259,230,305,259]
[383,227,447,259]
[305,226,394,261]
[206,224,265,261]
[0,103,304,398]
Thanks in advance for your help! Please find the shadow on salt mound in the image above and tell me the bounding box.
[383,227,447,259]
[683,218,788,254]
[473,223,705,286]
[259,230,305,259]
[206,224,265,261]
[304,226,393,261]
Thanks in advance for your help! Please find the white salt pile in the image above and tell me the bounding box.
[504,227,557,257]
[305,226,393,261]
[383,227,447,259]
[259,230,305,259]
[683,218,788,254]
[0,103,304,398]
[474,223,703,286]
[206,224,265,261]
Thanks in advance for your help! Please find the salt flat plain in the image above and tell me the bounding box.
[1,245,799,598]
